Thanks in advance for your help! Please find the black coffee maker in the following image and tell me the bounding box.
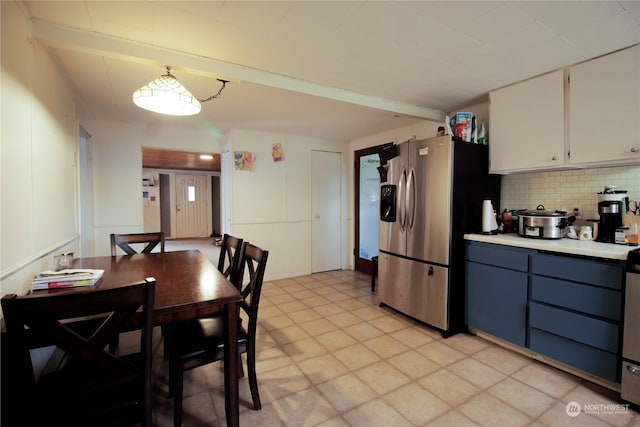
[597,186,628,243]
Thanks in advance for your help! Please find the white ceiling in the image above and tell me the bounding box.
[21,1,640,141]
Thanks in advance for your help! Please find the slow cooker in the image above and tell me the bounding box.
[518,205,575,239]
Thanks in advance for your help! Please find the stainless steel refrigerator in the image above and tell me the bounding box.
[378,135,500,337]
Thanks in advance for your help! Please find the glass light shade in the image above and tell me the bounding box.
[133,73,201,116]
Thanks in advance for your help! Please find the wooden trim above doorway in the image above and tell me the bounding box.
[142,148,220,172]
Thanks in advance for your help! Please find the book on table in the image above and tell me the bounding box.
[31,269,104,291]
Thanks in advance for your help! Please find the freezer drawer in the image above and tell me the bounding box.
[378,252,448,331]
[623,264,640,361]
[621,362,640,405]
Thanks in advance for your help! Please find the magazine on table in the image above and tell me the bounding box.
[31,269,104,291]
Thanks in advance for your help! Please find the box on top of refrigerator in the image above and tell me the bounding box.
[452,112,473,142]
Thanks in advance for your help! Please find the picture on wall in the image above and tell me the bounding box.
[233,151,256,171]
[272,143,285,162]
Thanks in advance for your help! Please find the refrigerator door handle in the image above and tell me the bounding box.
[627,365,640,375]
[407,168,416,230]
[398,168,407,230]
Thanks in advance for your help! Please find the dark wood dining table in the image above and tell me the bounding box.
[71,249,242,427]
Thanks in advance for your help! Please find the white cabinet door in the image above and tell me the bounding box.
[489,70,566,173]
[311,150,341,273]
[569,45,640,166]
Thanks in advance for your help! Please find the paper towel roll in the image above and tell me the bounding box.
[490,210,499,231]
[482,200,496,233]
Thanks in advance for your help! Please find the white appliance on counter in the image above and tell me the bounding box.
[377,135,500,337]
[622,248,640,405]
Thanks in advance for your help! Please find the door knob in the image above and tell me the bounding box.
[314,215,320,219]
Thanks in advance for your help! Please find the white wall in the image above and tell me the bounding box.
[1,1,80,299]
[226,129,348,280]
[83,120,227,256]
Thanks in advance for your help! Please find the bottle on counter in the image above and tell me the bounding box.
[477,121,486,145]
[579,226,593,241]
[501,209,513,233]
[615,227,630,244]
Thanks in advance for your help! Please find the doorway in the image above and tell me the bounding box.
[175,173,210,238]
[354,143,391,274]
[211,175,221,237]
[311,150,341,272]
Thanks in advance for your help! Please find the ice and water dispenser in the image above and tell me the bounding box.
[380,185,397,222]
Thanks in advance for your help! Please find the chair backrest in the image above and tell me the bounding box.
[236,243,269,337]
[217,234,244,285]
[111,232,165,256]
[1,279,156,426]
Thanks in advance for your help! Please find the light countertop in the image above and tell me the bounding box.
[464,233,637,261]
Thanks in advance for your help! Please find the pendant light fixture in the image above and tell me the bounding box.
[132,66,228,116]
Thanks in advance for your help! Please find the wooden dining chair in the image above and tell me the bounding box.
[162,233,244,361]
[1,278,156,427]
[108,232,163,352]
[166,243,269,427]
[110,231,165,256]
[218,234,244,284]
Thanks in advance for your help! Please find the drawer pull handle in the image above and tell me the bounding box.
[627,365,640,376]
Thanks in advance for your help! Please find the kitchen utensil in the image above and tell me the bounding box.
[518,205,575,239]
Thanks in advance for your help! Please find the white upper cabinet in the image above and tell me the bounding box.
[489,70,566,173]
[569,45,640,166]
[489,45,640,174]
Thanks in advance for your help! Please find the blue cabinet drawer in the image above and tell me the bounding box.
[529,328,618,382]
[531,253,623,290]
[529,302,619,353]
[465,262,527,346]
[465,242,531,272]
[531,276,622,321]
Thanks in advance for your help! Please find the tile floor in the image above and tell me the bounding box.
[144,266,639,427]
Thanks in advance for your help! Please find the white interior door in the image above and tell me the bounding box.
[312,151,341,272]
[176,173,209,238]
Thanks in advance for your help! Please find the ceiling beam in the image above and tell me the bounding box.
[29,18,445,122]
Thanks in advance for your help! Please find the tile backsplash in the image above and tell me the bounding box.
[500,165,640,221]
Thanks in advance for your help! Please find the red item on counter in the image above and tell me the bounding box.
[502,211,513,233]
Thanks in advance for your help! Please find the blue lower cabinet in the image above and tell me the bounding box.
[532,253,623,290]
[529,302,619,353]
[466,262,527,346]
[529,328,618,382]
[465,240,624,385]
[531,276,622,321]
